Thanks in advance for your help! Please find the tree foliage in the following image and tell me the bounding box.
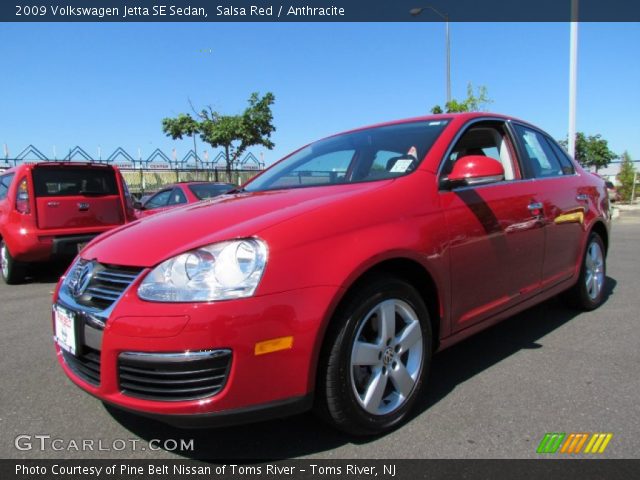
[162,113,201,166]
[560,132,617,172]
[198,92,276,175]
[162,92,276,175]
[162,113,200,140]
[431,83,493,114]
[617,151,637,202]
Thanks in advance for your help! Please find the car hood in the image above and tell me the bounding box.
[83,182,389,267]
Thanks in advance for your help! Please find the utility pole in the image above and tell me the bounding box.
[568,0,579,159]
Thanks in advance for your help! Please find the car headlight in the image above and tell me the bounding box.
[138,238,268,302]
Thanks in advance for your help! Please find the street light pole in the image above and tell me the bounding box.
[410,5,451,105]
[568,0,579,159]
[445,17,450,104]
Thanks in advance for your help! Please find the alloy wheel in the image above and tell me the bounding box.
[350,299,424,416]
[585,240,604,300]
[0,243,8,279]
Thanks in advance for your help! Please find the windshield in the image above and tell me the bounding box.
[244,120,449,192]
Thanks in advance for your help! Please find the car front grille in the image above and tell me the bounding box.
[118,350,232,402]
[61,347,101,386]
[66,260,143,311]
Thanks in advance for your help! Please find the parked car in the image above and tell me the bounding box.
[605,181,621,203]
[133,181,235,219]
[0,162,134,284]
[52,113,610,435]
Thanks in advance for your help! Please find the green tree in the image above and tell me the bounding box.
[161,113,201,167]
[162,92,276,176]
[199,92,276,177]
[560,132,617,172]
[617,151,637,202]
[431,83,493,114]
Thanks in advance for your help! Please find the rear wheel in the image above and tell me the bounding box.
[563,233,606,310]
[0,240,25,285]
[317,276,432,435]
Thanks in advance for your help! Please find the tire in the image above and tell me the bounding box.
[0,240,25,285]
[563,233,606,310]
[316,275,432,436]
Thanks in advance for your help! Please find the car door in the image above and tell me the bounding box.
[440,120,546,332]
[511,124,584,287]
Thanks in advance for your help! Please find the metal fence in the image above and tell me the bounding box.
[120,168,261,195]
[0,144,266,195]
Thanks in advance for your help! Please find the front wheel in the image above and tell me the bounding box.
[317,276,432,435]
[0,240,25,285]
[563,233,607,310]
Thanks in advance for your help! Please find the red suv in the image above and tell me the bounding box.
[133,182,235,219]
[53,114,610,435]
[0,162,134,284]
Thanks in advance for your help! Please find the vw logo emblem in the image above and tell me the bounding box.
[382,346,395,366]
[72,262,94,297]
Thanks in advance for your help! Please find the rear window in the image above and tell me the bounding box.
[188,183,234,200]
[32,167,118,197]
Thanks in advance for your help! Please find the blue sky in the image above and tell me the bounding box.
[1,22,638,166]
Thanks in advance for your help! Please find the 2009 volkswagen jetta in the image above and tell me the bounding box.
[53,113,610,435]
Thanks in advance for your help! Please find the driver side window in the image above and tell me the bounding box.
[145,190,172,209]
[443,122,517,181]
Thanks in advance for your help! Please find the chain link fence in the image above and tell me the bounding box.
[107,168,259,196]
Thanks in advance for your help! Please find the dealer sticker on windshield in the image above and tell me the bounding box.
[389,159,413,173]
[54,305,77,355]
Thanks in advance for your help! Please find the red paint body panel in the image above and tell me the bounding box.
[50,113,611,423]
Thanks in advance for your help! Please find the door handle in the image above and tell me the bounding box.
[576,193,588,202]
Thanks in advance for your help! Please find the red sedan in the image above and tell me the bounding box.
[52,113,610,435]
[133,181,235,219]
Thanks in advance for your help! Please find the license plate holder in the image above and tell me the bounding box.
[54,305,77,355]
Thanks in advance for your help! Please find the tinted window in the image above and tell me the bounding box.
[244,120,449,192]
[32,167,118,197]
[168,188,187,206]
[188,183,234,200]
[0,173,14,200]
[545,137,576,175]
[144,190,172,209]
[514,125,564,178]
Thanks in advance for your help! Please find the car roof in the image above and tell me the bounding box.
[318,112,530,143]
[1,161,115,174]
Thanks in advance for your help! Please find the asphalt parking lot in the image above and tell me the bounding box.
[1,214,639,460]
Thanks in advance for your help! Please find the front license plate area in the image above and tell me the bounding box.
[54,305,77,355]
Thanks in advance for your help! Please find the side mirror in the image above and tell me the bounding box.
[444,155,505,188]
[133,200,143,210]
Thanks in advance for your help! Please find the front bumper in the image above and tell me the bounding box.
[54,284,340,424]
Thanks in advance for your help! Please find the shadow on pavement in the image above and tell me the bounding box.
[106,277,617,460]
[22,259,71,284]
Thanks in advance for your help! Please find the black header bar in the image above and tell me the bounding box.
[3,0,640,22]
